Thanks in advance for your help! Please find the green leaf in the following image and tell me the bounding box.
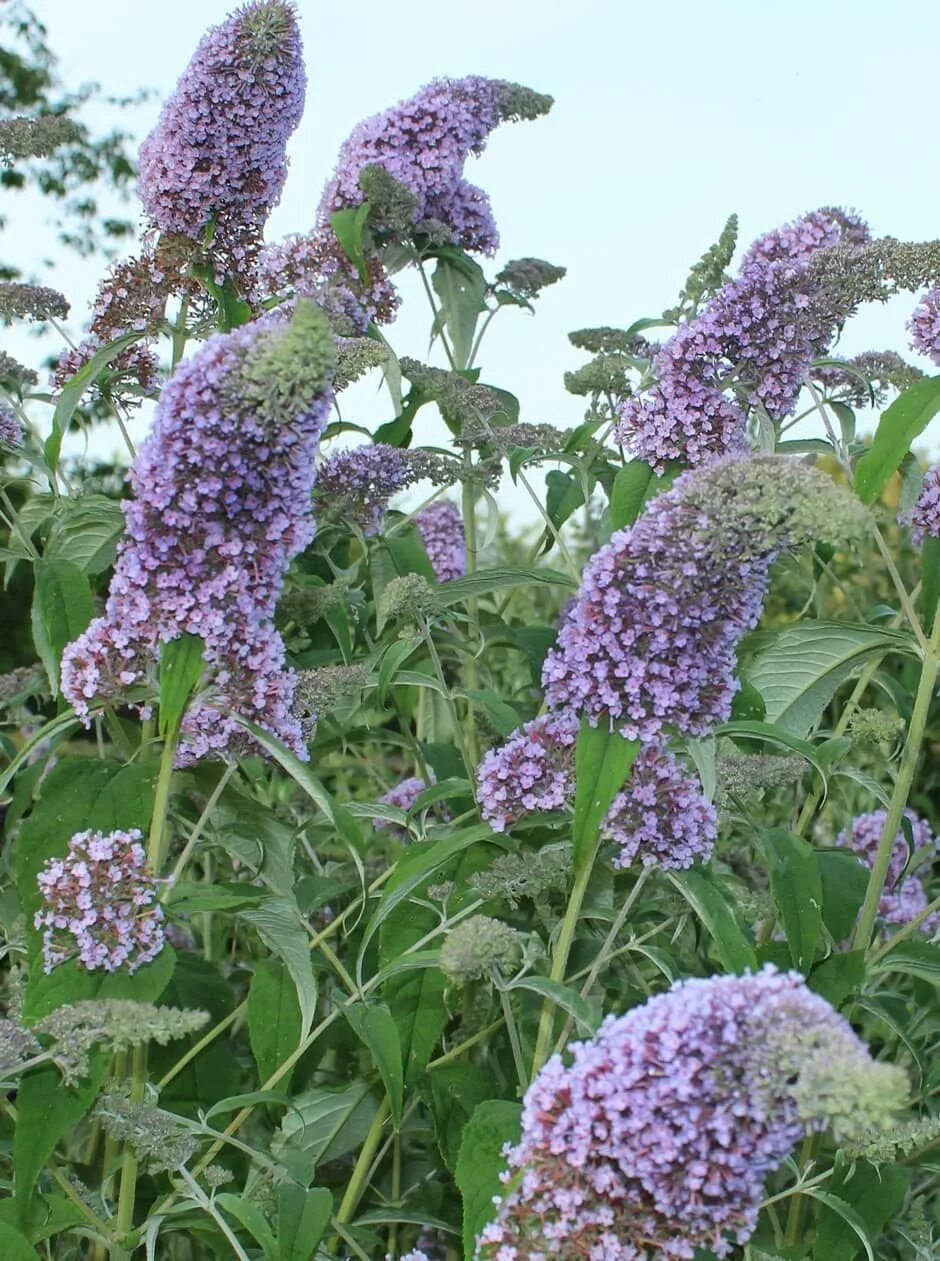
[343,1001,404,1127]
[272,1082,378,1185]
[44,494,124,574]
[761,828,823,971]
[167,881,268,915]
[456,1100,521,1257]
[572,718,639,872]
[431,254,486,371]
[870,940,940,984]
[377,635,420,704]
[668,869,757,973]
[435,566,575,608]
[921,533,940,626]
[0,1220,42,1258]
[30,556,94,696]
[544,468,587,532]
[460,687,521,737]
[239,897,318,1039]
[45,331,142,470]
[609,460,654,529]
[808,950,866,1008]
[158,634,205,738]
[14,1058,107,1222]
[817,849,870,942]
[854,376,940,504]
[248,960,302,1092]
[507,976,598,1036]
[812,1160,909,1261]
[742,621,915,737]
[425,1063,496,1172]
[277,1186,333,1261]
[330,203,371,281]
[214,1194,278,1261]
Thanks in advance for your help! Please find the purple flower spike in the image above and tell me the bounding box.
[837,809,940,934]
[61,302,335,763]
[909,287,940,366]
[479,968,906,1259]
[35,829,165,974]
[138,1,305,279]
[414,499,466,582]
[616,208,869,471]
[602,744,717,870]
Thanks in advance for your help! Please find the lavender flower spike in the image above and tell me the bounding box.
[909,287,940,365]
[35,829,165,974]
[837,808,940,934]
[138,1,305,279]
[61,301,335,763]
[415,499,466,582]
[906,466,940,542]
[543,454,870,741]
[320,77,551,255]
[479,967,906,1259]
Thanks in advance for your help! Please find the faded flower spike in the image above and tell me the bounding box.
[479,967,906,1260]
[320,76,551,255]
[61,301,335,762]
[35,829,166,974]
[439,914,522,984]
[543,454,870,740]
[0,114,82,162]
[0,282,69,323]
[837,809,940,934]
[138,1,305,279]
[414,499,466,582]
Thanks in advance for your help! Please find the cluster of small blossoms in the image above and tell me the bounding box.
[542,454,870,740]
[479,967,906,1260]
[252,228,399,334]
[0,114,82,161]
[836,809,940,933]
[0,399,24,447]
[414,499,466,581]
[906,466,940,542]
[602,745,717,869]
[60,302,335,762]
[138,0,305,282]
[319,76,551,255]
[314,442,462,537]
[616,208,869,470]
[477,713,714,868]
[908,287,940,365]
[35,829,166,974]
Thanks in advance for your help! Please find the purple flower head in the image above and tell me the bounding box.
[602,744,717,870]
[905,465,940,542]
[836,808,940,934]
[616,208,869,471]
[252,227,399,334]
[315,443,411,536]
[909,287,940,366]
[35,829,165,974]
[0,399,23,447]
[414,499,466,582]
[374,774,445,840]
[477,711,579,832]
[319,77,551,255]
[479,967,906,1260]
[61,301,335,764]
[542,454,869,741]
[138,1,305,280]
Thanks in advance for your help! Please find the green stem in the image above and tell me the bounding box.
[852,611,940,952]
[460,473,480,767]
[114,1044,147,1247]
[530,844,598,1079]
[334,1097,390,1225]
[171,297,190,371]
[497,985,528,1091]
[417,260,457,370]
[870,889,940,962]
[148,730,179,874]
[783,1133,821,1245]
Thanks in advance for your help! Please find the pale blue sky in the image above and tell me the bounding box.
[18,0,940,491]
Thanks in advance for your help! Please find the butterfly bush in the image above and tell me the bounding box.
[35,830,165,974]
[837,809,940,934]
[615,209,869,470]
[138,0,305,280]
[907,465,940,541]
[543,454,871,740]
[909,287,940,365]
[478,968,906,1260]
[477,714,715,868]
[415,499,466,581]
[60,301,335,762]
[319,76,552,255]
[0,399,23,446]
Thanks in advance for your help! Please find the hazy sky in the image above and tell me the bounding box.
[17,0,940,501]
